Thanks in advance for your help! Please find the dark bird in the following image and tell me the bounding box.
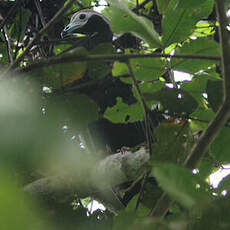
[61,10,113,50]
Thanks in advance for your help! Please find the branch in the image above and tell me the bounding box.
[126,60,152,156]
[20,52,220,73]
[1,0,76,76]
[151,0,230,218]
[24,147,149,212]
[34,0,47,28]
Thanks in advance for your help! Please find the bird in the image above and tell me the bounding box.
[61,10,113,50]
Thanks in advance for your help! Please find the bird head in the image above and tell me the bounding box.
[61,10,113,44]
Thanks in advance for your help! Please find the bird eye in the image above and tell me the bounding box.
[79,14,86,20]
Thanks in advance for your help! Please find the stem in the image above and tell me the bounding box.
[126,60,152,156]
[20,52,220,73]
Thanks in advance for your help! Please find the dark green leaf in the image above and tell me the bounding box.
[190,106,215,131]
[162,0,214,47]
[153,163,211,208]
[126,195,150,217]
[46,93,99,129]
[191,197,230,230]
[206,79,223,112]
[172,38,220,73]
[181,73,216,105]
[0,42,9,64]
[151,122,193,163]
[150,87,198,115]
[133,81,165,108]
[210,127,230,162]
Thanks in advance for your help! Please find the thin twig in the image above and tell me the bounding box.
[34,0,46,28]
[126,59,152,156]
[20,52,220,73]
[3,24,13,64]
[1,0,76,76]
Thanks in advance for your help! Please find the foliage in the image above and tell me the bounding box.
[0,0,230,229]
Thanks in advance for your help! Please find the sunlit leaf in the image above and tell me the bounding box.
[104,97,143,123]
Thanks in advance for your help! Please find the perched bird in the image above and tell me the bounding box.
[61,10,113,50]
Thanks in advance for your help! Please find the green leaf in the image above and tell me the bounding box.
[151,122,193,163]
[113,61,129,77]
[33,47,88,89]
[133,81,165,108]
[104,0,161,48]
[171,38,220,73]
[156,0,170,14]
[206,79,223,112]
[190,106,215,131]
[0,168,50,230]
[150,87,198,115]
[113,58,165,82]
[192,21,215,38]
[104,97,143,123]
[190,197,230,230]
[153,163,211,208]
[130,58,165,81]
[126,195,150,217]
[210,127,230,162]
[46,93,99,129]
[162,0,214,47]
[112,58,165,82]
[177,0,208,8]
[0,36,9,64]
[181,73,216,105]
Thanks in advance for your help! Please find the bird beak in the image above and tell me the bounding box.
[61,22,79,38]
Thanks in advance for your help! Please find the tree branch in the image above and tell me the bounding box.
[20,52,220,73]
[126,60,152,156]
[24,147,149,212]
